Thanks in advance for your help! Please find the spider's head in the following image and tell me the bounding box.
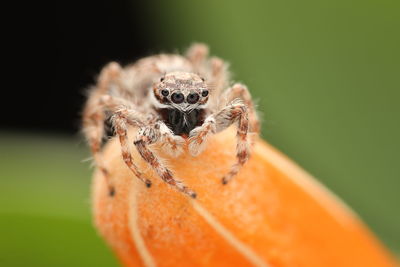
[153,72,209,112]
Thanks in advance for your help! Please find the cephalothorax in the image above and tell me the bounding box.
[153,72,209,135]
[82,44,260,198]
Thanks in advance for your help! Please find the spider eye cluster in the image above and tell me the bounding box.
[162,89,209,104]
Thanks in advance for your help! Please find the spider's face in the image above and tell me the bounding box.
[153,71,209,112]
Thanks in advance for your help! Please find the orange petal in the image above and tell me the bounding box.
[92,128,397,267]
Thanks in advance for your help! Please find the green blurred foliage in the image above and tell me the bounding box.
[0,135,119,266]
[0,1,399,266]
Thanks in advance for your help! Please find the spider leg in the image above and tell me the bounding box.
[189,83,258,155]
[188,116,217,156]
[219,100,250,184]
[221,83,260,133]
[185,43,209,69]
[134,123,196,198]
[189,97,251,185]
[82,62,123,195]
[157,122,185,157]
[208,57,229,99]
[84,68,151,195]
[111,108,152,188]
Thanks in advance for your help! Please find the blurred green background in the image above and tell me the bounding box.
[1,0,399,266]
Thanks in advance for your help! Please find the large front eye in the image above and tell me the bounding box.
[171,92,184,104]
[187,93,199,104]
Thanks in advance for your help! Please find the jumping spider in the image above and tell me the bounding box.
[82,44,260,198]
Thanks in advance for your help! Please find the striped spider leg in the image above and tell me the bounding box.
[188,83,260,184]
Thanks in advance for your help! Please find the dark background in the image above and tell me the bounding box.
[5,0,156,134]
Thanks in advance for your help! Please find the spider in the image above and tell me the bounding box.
[82,44,260,199]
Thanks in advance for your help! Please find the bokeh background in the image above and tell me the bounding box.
[1,0,399,266]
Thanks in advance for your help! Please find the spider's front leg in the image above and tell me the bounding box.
[189,92,254,185]
[134,122,196,198]
[86,92,156,196]
[111,108,152,189]
[221,83,260,133]
[157,122,185,157]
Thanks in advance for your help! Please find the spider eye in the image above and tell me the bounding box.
[200,77,205,82]
[160,77,165,82]
[171,92,184,104]
[201,90,209,97]
[161,89,169,96]
[187,93,200,104]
